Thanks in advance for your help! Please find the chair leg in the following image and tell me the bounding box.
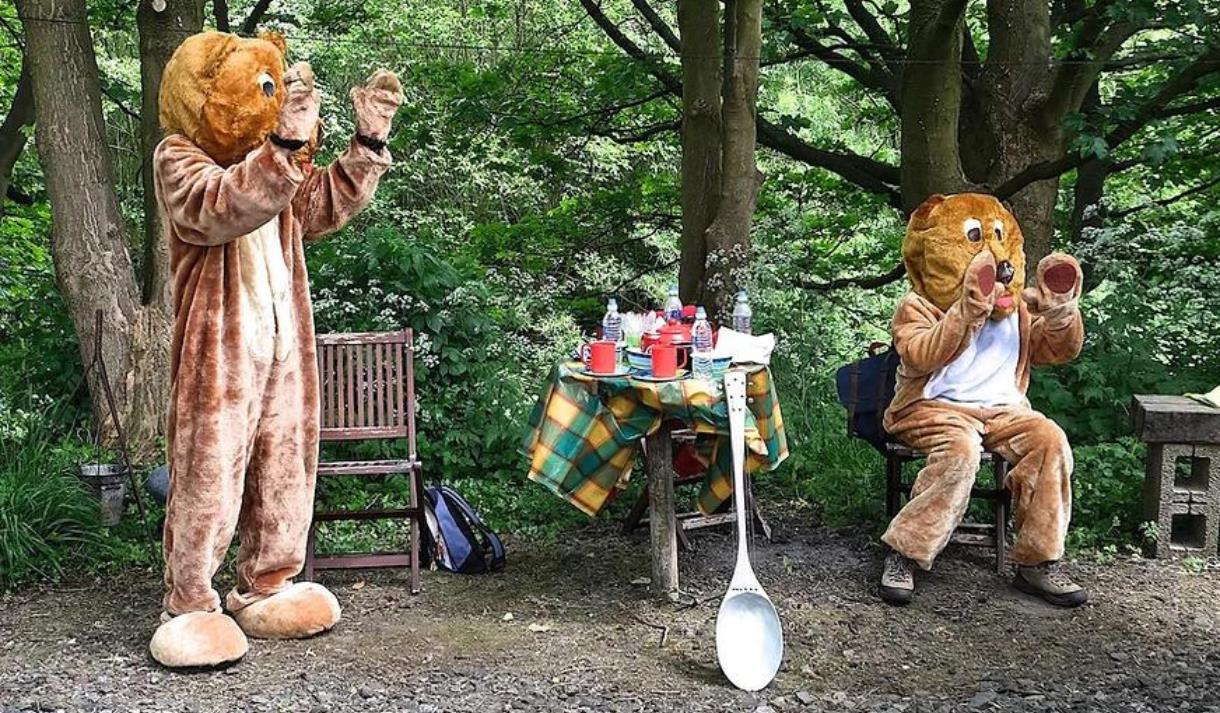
[303,521,317,582]
[994,457,1010,574]
[885,455,902,518]
[410,465,423,595]
[622,486,651,534]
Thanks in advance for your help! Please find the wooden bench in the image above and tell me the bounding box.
[304,330,425,593]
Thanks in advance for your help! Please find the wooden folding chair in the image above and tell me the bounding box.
[303,329,425,593]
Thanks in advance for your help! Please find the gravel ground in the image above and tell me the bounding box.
[3,506,1220,712]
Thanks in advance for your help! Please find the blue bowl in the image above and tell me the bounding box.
[711,355,733,381]
[626,348,652,374]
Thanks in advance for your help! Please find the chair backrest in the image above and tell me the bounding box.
[315,330,417,456]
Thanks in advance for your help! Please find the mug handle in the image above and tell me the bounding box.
[580,343,591,366]
[677,349,688,369]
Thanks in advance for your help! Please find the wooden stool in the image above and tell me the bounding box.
[885,442,1011,573]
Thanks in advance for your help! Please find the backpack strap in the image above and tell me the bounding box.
[440,486,506,572]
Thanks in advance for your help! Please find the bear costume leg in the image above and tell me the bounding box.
[226,351,341,639]
[882,404,982,570]
[883,402,1074,572]
[980,408,1073,566]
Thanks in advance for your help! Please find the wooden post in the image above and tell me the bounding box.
[645,422,679,598]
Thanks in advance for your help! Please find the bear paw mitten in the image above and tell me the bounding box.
[351,69,404,144]
[961,250,1005,322]
[1023,252,1083,328]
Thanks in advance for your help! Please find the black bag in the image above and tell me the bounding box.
[420,485,506,574]
[834,342,900,453]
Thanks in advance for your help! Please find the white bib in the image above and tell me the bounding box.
[238,219,294,361]
[922,313,1022,407]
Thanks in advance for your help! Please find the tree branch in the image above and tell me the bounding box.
[239,0,272,35]
[592,118,680,143]
[0,64,34,209]
[213,0,230,32]
[581,0,900,203]
[797,262,905,291]
[1112,174,1220,219]
[782,21,896,104]
[842,0,903,74]
[997,42,1220,199]
[1041,18,1142,125]
[630,0,680,52]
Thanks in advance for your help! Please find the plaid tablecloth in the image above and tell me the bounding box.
[522,361,788,517]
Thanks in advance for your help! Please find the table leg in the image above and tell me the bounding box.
[644,422,678,598]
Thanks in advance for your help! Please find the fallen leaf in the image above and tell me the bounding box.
[630,577,651,586]
[352,581,366,591]
[502,612,514,621]
[528,623,552,633]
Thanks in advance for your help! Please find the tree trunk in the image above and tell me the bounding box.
[900,0,969,213]
[0,64,35,213]
[676,0,721,305]
[975,0,1060,265]
[702,0,761,321]
[137,0,204,306]
[19,0,170,453]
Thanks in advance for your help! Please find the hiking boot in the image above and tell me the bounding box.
[879,551,915,606]
[1013,561,1088,608]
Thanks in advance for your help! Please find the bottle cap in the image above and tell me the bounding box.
[695,306,707,319]
[736,290,748,301]
[607,298,618,311]
[668,285,679,295]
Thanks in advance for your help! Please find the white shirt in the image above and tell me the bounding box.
[922,313,1022,407]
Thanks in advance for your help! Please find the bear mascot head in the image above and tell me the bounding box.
[158,31,325,166]
[902,193,1081,319]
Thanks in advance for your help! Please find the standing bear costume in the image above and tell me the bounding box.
[879,193,1087,608]
[148,30,403,668]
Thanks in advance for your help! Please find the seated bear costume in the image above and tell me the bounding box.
[148,30,403,667]
[879,193,1087,608]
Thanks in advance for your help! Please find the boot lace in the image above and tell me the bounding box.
[1040,561,1075,588]
[885,552,913,583]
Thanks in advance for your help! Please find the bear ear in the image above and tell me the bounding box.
[910,194,946,223]
[259,31,288,57]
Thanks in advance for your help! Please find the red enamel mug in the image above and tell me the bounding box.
[648,344,687,379]
[581,340,618,374]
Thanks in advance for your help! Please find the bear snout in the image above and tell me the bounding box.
[996,260,1015,285]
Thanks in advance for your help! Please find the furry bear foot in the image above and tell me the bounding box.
[150,611,249,668]
[231,582,341,639]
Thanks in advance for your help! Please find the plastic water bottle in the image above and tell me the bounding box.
[663,285,683,323]
[602,298,622,343]
[732,290,753,334]
[691,306,714,380]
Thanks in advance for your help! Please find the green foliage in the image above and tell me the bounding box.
[0,417,101,589]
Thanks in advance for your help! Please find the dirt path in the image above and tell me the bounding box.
[3,507,1220,712]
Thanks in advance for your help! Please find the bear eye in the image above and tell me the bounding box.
[257,71,275,97]
[964,218,982,242]
[993,219,1004,241]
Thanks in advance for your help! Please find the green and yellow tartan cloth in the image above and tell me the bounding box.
[521,361,788,517]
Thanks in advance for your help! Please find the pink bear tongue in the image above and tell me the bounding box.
[996,294,1014,309]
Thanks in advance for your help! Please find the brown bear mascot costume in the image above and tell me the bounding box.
[879,193,1087,608]
[147,31,402,668]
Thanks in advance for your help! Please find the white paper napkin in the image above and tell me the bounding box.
[714,327,775,365]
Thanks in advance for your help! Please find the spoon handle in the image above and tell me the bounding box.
[724,370,750,568]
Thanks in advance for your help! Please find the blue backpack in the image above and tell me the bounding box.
[421,485,506,574]
[835,342,901,453]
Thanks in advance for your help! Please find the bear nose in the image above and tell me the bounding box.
[997,260,1015,285]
